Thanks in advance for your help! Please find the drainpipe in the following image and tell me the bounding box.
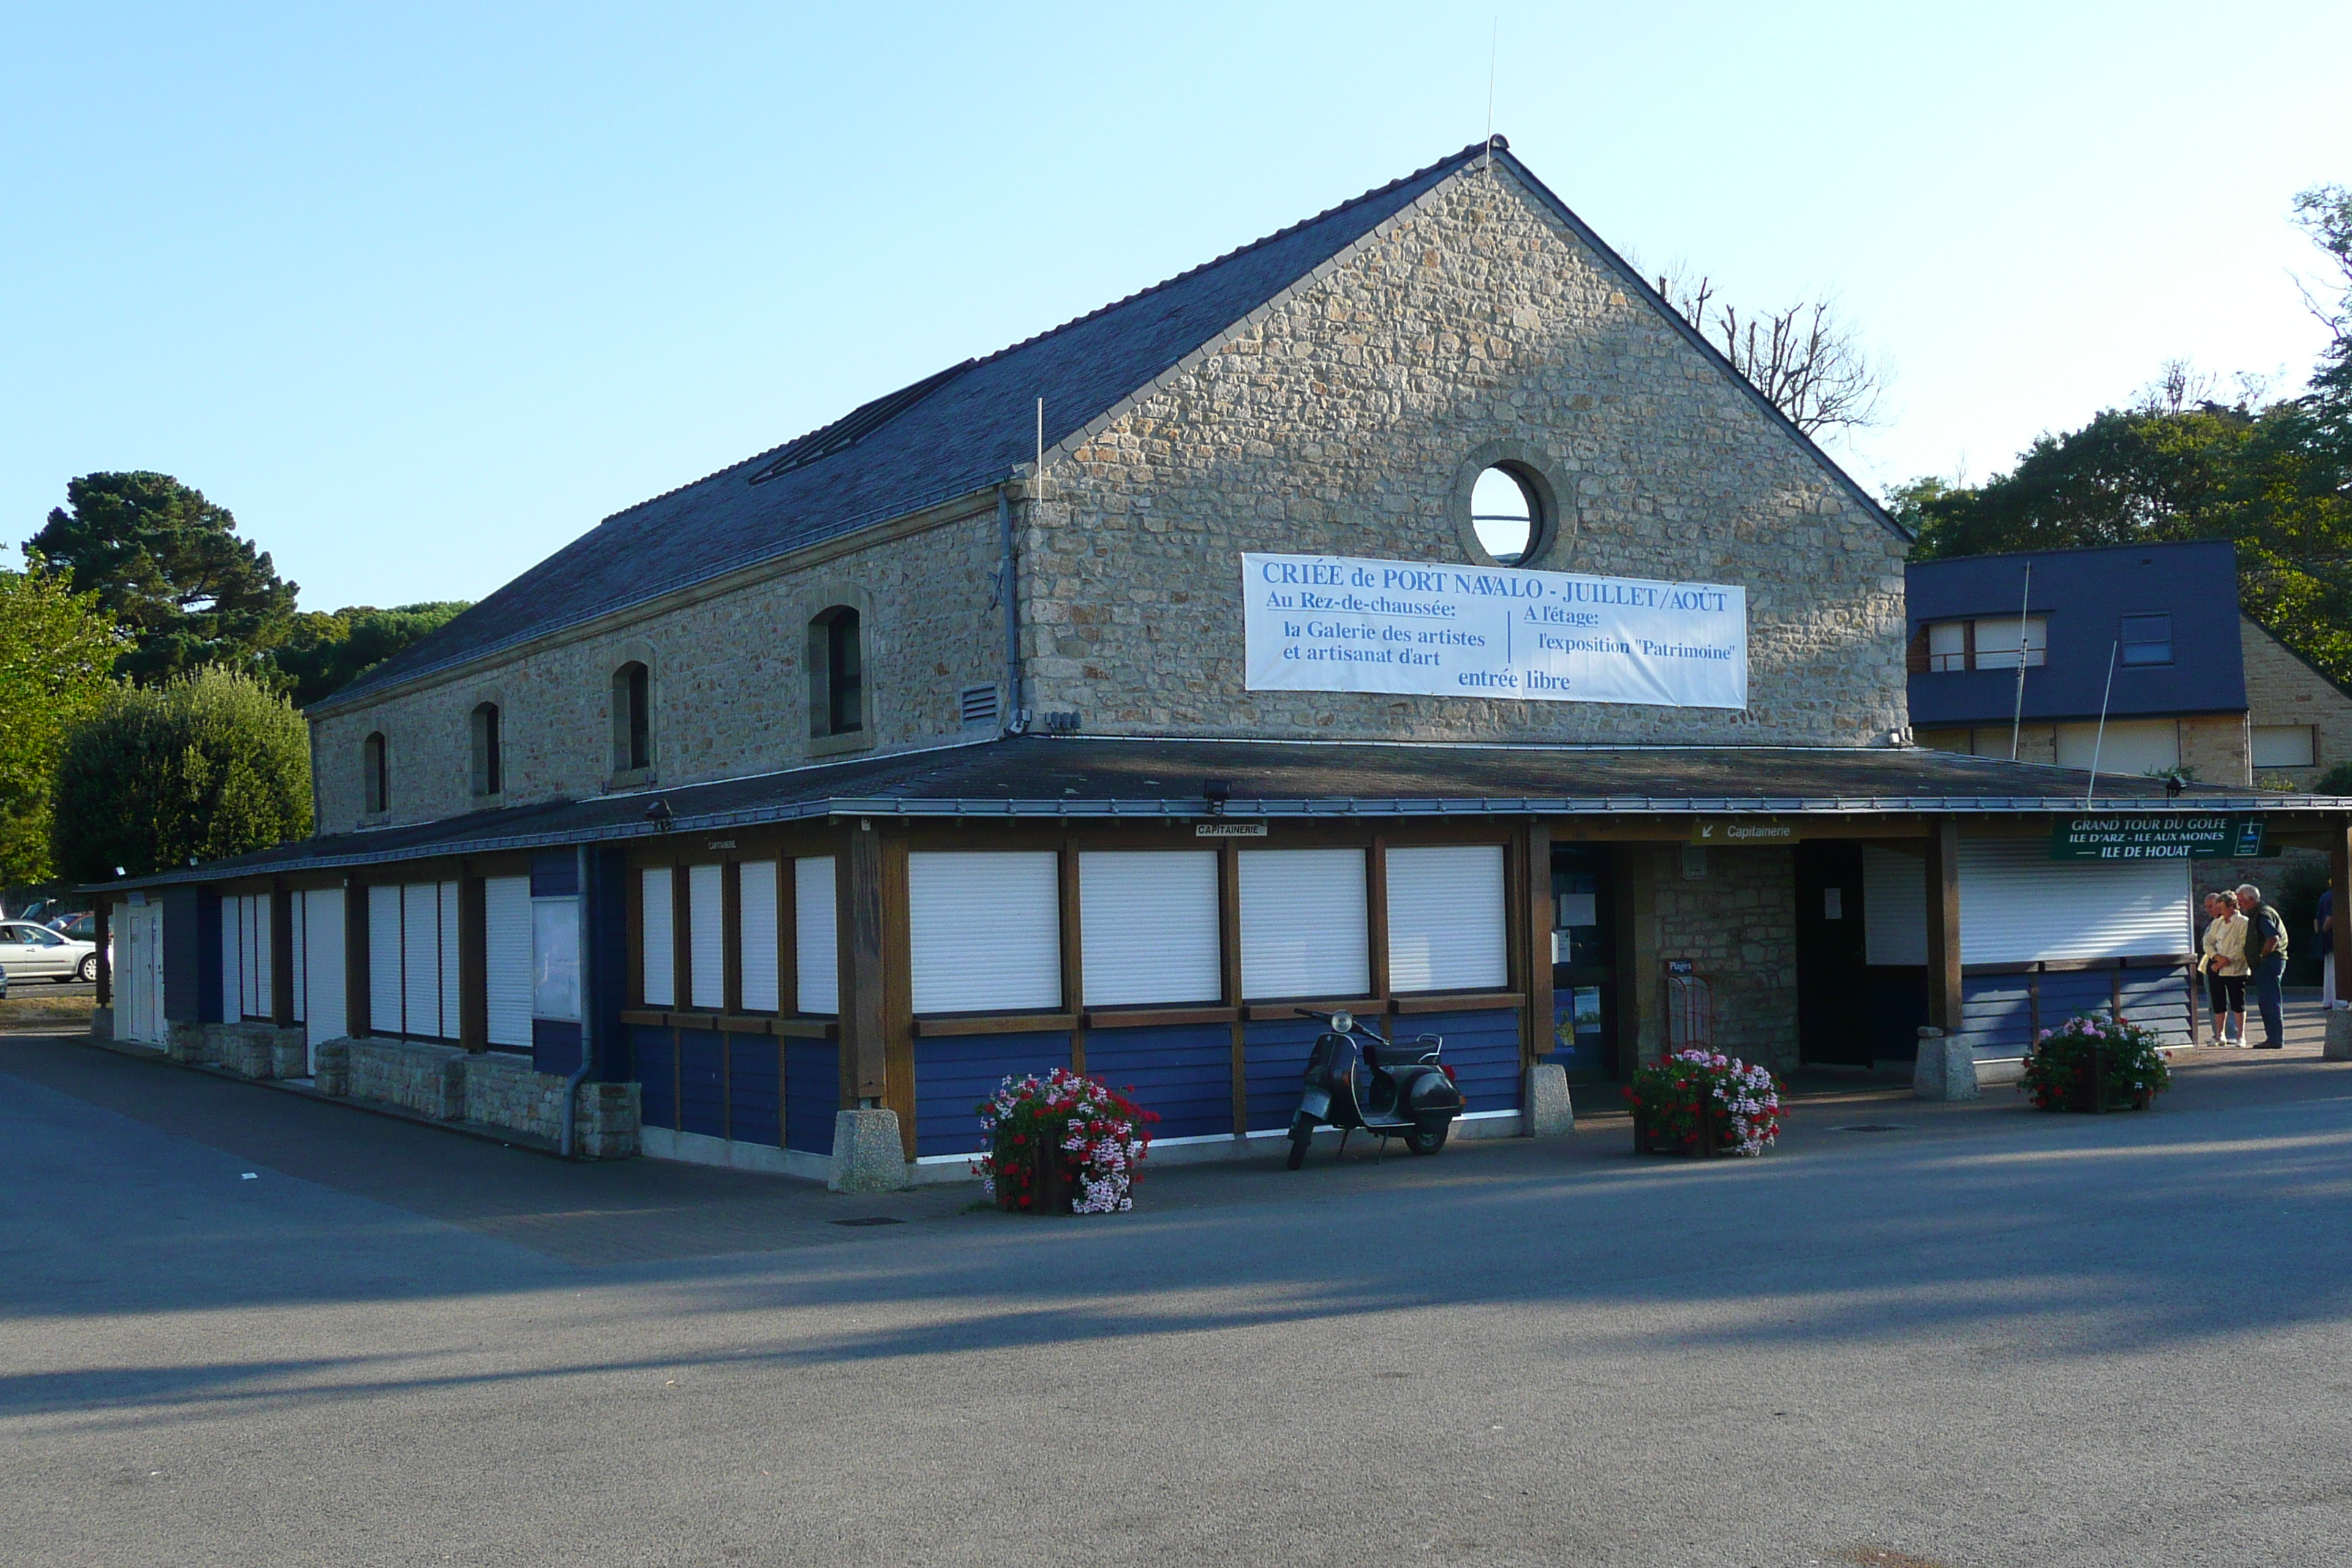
[998,482,1026,734]
[559,843,595,1158]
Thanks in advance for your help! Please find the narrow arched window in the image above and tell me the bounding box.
[363,732,388,815]
[611,663,651,772]
[470,703,502,796]
[807,607,864,737]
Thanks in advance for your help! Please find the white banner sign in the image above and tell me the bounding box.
[1243,551,1747,709]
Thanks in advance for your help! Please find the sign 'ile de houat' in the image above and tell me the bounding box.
[1243,551,1748,709]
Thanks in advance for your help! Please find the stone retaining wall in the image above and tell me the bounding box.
[216,1022,311,1080]
[346,1038,468,1120]
[314,1036,638,1156]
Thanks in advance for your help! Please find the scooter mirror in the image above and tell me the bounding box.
[1330,1010,1354,1034]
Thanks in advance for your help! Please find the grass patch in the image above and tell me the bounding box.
[0,991,97,1027]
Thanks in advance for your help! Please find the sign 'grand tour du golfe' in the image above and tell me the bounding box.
[1243,551,1748,709]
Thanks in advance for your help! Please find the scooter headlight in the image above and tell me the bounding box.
[1330,1009,1354,1034]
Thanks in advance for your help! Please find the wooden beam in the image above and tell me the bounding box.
[1925,815,1964,1031]
[344,878,371,1038]
[722,858,743,1016]
[457,870,486,1050]
[1060,837,1085,1076]
[1366,836,1391,1006]
[880,826,916,1157]
[837,818,891,1104]
[1521,820,1552,1069]
[1221,842,1245,1136]
[270,883,295,1028]
[2334,817,2351,1010]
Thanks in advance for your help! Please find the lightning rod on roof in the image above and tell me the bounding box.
[1036,396,1044,505]
[1482,19,1497,173]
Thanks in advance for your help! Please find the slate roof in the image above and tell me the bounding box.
[319,137,1900,714]
[1907,540,2248,726]
[102,736,2337,890]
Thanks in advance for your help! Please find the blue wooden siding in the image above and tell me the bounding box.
[1398,1009,1522,1116]
[1950,965,2195,1058]
[633,1025,676,1130]
[1242,1017,1324,1131]
[913,1030,1072,1158]
[162,887,210,1025]
[2119,969,2193,1044]
[728,1034,782,1145]
[676,1027,725,1138]
[531,1019,582,1076]
[1083,1025,1235,1140]
[783,1040,839,1154]
[529,853,578,897]
[1952,976,2033,1058]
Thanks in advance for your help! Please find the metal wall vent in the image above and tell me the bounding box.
[958,685,1000,730]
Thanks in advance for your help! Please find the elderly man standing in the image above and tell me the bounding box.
[2238,883,2289,1049]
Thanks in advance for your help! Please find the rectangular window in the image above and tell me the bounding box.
[687,862,725,1009]
[908,851,1061,1014]
[2252,724,2316,769]
[368,884,402,1033]
[2119,613,2173,666]
[738,860,780,1011]
[1386,845,1508,992]
[483,874,534,1048]
[1238,849,1369,1000]
[532,897,581,1022]
[640,866,674,1007]
[1079,851,1220,1007]
[795,856,837,1014]
[1970,614,2047,670]
[1926,620,1967,672]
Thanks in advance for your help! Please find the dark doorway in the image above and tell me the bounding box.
[1549,845,1614,1082]
[1795,840,1873,1065]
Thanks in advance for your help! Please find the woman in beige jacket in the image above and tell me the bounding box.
[2201,892,2250,1046]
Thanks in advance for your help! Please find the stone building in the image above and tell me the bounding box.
[89,140,2352,1183]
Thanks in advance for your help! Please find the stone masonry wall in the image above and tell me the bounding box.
[1021,164,1911,747]
[309,509,1006,829]
[347,1039,468,1120]
[1651,845,1798,1071]
[2242,616,2352,788]
[2179,715,2250,788]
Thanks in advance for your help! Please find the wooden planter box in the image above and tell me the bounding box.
[2062,1069,2153,1115]
[993,1135,1074,1213]
[1633,1104,1725,1158]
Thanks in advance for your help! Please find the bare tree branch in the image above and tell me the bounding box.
[1651,264,1888,437]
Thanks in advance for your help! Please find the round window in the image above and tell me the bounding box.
[1470,465,1542,565]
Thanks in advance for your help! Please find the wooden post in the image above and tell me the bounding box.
[722,859,743,1016]
[1924,815,1963,1033]
[836,819,891,1105]
[345,878,371,1038]
[1221,842,1245,1135]
[458,869,486,1049]
[270,884,295,1026]
[1059,840,1085,1074]
[1366,837,1390,1006]
[670,863,691,1012]
[94,900,112,1007]
[1523,821,1553,1068]
[2334,818,2351,1011]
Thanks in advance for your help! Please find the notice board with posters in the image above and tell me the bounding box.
[1241,551,1747,709]
[2049,814,2266,860]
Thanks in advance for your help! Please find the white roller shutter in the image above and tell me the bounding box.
[304,888,345,1052]
[794,856,837,1014]
[687,862,725,1009]
[437,882,460,1037]
[739,860,780,1011]
[1239,849,1369,999]
[402,883,440,1038]
[1863,841,2193,965]
[908,851,1061,1014]
[1958,840,2191,963]
[1079,851,1219,1006]
[1863,847,1926,966]
[483,875,533,1048]
[290,892,306,1023]
[368,884,402,1035]
[2054,719,2179,774]
[1387,845,1507,992]
[219,898,241,1022]
[641,867,674,1006]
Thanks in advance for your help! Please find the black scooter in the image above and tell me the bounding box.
[1284,1008,1465,1169]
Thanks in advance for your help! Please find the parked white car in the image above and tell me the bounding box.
[0,921,97,983]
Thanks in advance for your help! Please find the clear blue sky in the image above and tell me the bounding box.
[6,2,2348,610]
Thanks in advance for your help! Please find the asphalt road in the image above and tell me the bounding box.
[4,1036,2350,1568]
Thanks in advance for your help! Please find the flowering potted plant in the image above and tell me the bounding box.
[974,1067,1158,1213]
[2018,1012,2171,1112]
[1624,1049,1782,1158]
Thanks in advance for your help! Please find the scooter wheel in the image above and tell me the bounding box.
[1285,1117,1313,1170]
[1404,1122,1449,1156]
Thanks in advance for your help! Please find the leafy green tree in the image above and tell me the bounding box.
[0,560,126,883]
[269,601,472,708]
[50,666,312,883]
[25,472,299,687]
